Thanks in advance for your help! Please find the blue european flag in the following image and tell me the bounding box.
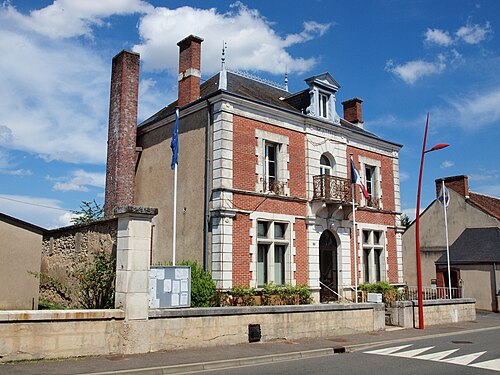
[170,108,179,170]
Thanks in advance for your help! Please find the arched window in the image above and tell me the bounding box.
[320,154,332,175]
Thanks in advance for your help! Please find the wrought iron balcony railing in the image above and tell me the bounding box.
[312,175,351,203]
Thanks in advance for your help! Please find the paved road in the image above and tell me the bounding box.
[196,329,500,375]
[1,311,498,375]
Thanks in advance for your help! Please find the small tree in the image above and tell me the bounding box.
[74,251,116,309]
[400,213,412,229]
[71,200,104,224]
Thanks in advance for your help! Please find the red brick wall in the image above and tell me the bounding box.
[232,213,252,287]
[232,115,307,199]
[104,50,140,216]
[347,146,396,212]
[347,146,399,284]
[177,36,202,107]
[231,114,308,286]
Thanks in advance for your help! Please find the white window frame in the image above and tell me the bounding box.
[358,156,382,209]
[320,154,333,176]
[255,130,290,195]
[361,228,386,283]
[256,220,290,286]
[250,212,296,288]
[319,92,329,119]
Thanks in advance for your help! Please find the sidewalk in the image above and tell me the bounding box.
[1,311,498,375]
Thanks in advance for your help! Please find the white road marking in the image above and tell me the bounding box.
[441,351,486,366]
[416,349,459,361]
[365,345,500,371]
[390,347,434,358]
[471,358,500,372]
[364,345,413,355]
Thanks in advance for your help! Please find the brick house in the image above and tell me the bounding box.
[104,35,404,302]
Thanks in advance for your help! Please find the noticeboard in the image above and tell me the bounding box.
[149,266,191,308]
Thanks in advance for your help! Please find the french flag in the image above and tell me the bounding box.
[350,157,370,200]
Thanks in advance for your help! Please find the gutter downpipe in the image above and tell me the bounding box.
[203,100,212,272]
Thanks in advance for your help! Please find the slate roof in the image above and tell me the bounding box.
[468,192,500,221]
[138,70,386,141]
[435,227,500,265]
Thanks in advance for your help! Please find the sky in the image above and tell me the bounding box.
[0,0,499,228]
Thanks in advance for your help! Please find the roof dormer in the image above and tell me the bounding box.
[304,73,341,124]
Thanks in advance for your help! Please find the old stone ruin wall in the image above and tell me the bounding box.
[39,218,118,308]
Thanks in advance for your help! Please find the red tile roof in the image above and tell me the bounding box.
[468,192,500,221]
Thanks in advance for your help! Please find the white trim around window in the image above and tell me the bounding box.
[249,212,296,287]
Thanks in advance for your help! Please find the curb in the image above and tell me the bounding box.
[78,348,335,375]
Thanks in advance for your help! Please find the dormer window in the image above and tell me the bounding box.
[319,93,329,118]
[304,73,341,124]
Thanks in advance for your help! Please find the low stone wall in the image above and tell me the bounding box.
[0,303,384,362]
[388,298,476,328]
[40,218,118,308]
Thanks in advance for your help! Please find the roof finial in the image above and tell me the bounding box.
[221,41,227,70]
[284,65,289,92]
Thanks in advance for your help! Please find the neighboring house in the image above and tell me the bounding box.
[0,213,45,309]
[104,35,404,302]
[435,227,500,312]
[403,175,500,310]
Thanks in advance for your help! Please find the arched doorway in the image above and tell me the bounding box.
[319,230,338,302]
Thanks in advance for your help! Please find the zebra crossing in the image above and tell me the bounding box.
[364,344,500,372]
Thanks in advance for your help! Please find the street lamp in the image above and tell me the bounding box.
[415,112,449,330]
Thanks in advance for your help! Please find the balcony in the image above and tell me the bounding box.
[313,175,351,203]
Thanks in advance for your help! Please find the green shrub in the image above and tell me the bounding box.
[231,285,257,306]
[38,300,66,310]
[178,261,216,307]
[74,251,116,309]
[359,281,401,305]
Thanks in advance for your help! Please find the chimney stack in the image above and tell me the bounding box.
[342,98,363,126]
[177,35,204,107]
[435,175,469,199]
[104,50,140,216]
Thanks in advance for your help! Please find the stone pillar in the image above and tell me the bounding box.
[114,206,158,320]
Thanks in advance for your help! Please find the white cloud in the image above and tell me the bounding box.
[0,194,74,228]
[52,169,105,192]
[456,21,492,44]
[469,172,498,181]
[385,55,446,84]
[3,0,151,39]
[475,184,500,197]
[424,28,453,46]
[133,3,330,74]
[440,161,454,169]
[399,171,410,182]
[0,168,32,176]
[443,87,500,129]
[0,25,110,163]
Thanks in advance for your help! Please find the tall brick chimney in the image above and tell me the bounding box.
[177,35,203,107]
[104,50,140,217]
[435,175,469,199]
[342,98,363,126]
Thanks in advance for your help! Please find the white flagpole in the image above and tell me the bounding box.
[352,182,358,303]
[172,164,178,266]
[442,179,452,298]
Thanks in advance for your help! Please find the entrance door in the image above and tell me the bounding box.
[319,230,338,302]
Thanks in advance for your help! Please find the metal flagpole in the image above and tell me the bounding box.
[171,108,180,266]
[352,181,358,303]
[442,179,452,298]
[172,164,177,266]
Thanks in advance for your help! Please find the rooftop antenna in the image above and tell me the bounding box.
[221,40,227,70]
[284,65,289,92]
